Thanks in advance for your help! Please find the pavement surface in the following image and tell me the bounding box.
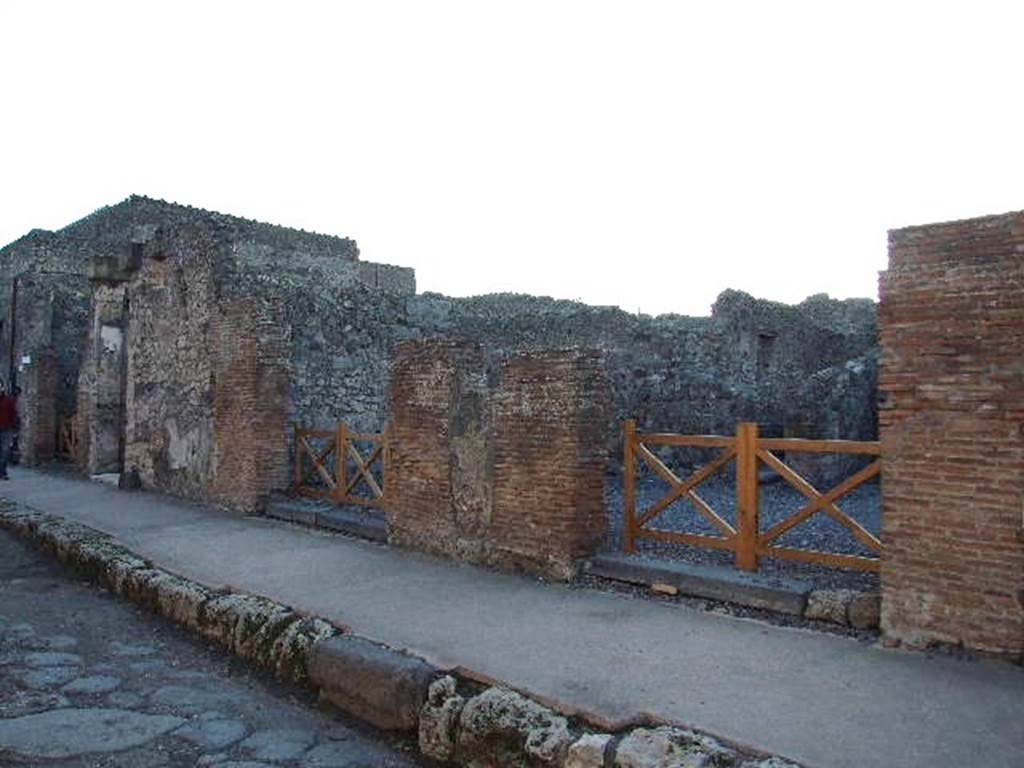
[2,467,1022,768]
[0,526,422,767]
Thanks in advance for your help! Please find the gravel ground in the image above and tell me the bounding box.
[603,468,882,593]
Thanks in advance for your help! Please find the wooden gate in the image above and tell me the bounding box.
[57,415,78,461]
[623,420,882,572]
[292,422,389,507]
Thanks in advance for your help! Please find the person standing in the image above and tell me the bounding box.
[0,383,18,479]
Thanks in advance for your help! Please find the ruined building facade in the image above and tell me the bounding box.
[5,196,1023,657]
[0,196,879,512]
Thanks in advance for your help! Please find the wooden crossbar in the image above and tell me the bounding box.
[345,442,384,499]
[298,435,337,490]
[759,545,881,572]
[636,433,735,448]
[636,528,735,550]
[757,438,882,455]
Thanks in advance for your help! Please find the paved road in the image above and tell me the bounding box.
[0,527,422,767]
[2,468,1023,768]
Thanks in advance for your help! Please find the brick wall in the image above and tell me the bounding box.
[210,297,290,512]
[387,339,610,579]
[19,347,58,466]
[879,211,1024,657]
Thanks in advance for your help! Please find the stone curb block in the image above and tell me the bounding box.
[0,501,805,768]
[586,554,812,616]
[0,502,342,686]
[309,635,438,731]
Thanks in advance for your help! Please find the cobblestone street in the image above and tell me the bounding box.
[0,529,422,767]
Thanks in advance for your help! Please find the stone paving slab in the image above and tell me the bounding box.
[2,467,1023,768]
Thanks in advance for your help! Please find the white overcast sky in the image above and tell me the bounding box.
[1,1,1021,316]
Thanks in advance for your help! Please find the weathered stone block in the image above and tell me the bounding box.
[614,726,737,768]
[308,636,437,731]
[419,675,465,762]
[456,687,573,768]
[566,733,613,768]
[847,593,880,630]
[804,589,857,625]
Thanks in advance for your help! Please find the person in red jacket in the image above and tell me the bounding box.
[0,383,18,480]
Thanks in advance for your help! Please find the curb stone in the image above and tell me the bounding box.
[0,500,805,768]
[309,635,438,730]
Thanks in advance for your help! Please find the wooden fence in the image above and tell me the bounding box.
[623,420,882,572]
[57,415,78,462]
[292,422,389,507]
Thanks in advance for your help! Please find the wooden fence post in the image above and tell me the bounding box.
[381,423,391,502]
[334,421,348,503]
[735,422,759,571]
[291,423,301,491]
[623,419,637,554]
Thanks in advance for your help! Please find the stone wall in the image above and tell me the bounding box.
[388,339,610,579]
[76,283,128,474]
[879,210,1024,657]
[278,287,877,487]
[122,228,218,499]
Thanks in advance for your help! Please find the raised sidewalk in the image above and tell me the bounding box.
[2,468,1021,768]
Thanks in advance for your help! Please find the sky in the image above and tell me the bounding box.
[1,1,1022,316]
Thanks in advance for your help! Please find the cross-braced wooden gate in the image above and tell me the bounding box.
[57,415,78,462]
[292,422,389,507]
[623,420,882,572]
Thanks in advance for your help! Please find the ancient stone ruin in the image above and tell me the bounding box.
[2,195,1020,658]
[0,196,878,504]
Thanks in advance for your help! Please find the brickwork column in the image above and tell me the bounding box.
[490,350,610,578]
[210,297,290,512]
[879,211,1024,657]
[387,340,610,580]
[387,339,491,559]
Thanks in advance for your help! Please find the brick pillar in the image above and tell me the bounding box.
[879,211,1024,657]
[490,350,610,578]
[19,347,58,466]
[387,339,491,559]
[209,297,290,512]
[387,340,610,579]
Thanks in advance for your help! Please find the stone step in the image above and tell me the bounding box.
[584,552,812,615]
[265,500,387,543]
